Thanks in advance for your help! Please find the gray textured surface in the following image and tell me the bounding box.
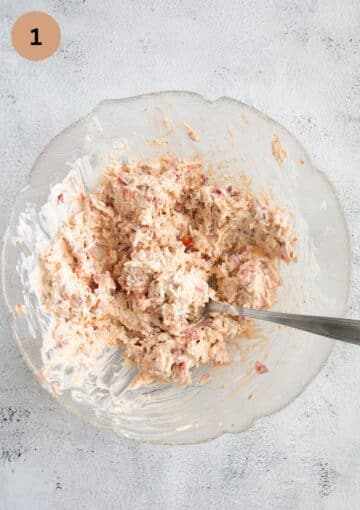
[1,1,360,508]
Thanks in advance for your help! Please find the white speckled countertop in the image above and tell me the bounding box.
[1,1,360,508]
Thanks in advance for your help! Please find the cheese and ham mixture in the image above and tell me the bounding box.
[39,156,296,386]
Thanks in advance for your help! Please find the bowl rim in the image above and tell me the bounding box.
[1,90,352,444]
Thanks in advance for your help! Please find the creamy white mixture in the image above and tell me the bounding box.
[39,156,296,386]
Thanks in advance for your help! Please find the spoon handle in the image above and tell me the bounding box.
[208,301,360,345]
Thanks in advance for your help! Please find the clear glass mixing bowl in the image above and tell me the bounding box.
[2,92,351,444]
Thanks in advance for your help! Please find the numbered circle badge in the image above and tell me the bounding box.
[12,11,61,61]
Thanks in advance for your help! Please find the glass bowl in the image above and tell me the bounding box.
[2,92,351,444]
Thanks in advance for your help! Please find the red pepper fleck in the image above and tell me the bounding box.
[184,328,200,342]
[121,188,136,200]
[15,304,26,315]
[57,193,64,203]
[214,189,223,196]
[88,276,99,293]
[172,361,185,371]
[226,186,233,194]
[182,235,192,247]
[117,175,128,185]
[255,361,269,374]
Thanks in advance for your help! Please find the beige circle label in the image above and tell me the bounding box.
[12,12,61,61]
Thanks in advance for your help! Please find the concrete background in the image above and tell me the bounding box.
[1,0,360,508]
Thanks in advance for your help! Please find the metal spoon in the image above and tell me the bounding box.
[195,299,360,345]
